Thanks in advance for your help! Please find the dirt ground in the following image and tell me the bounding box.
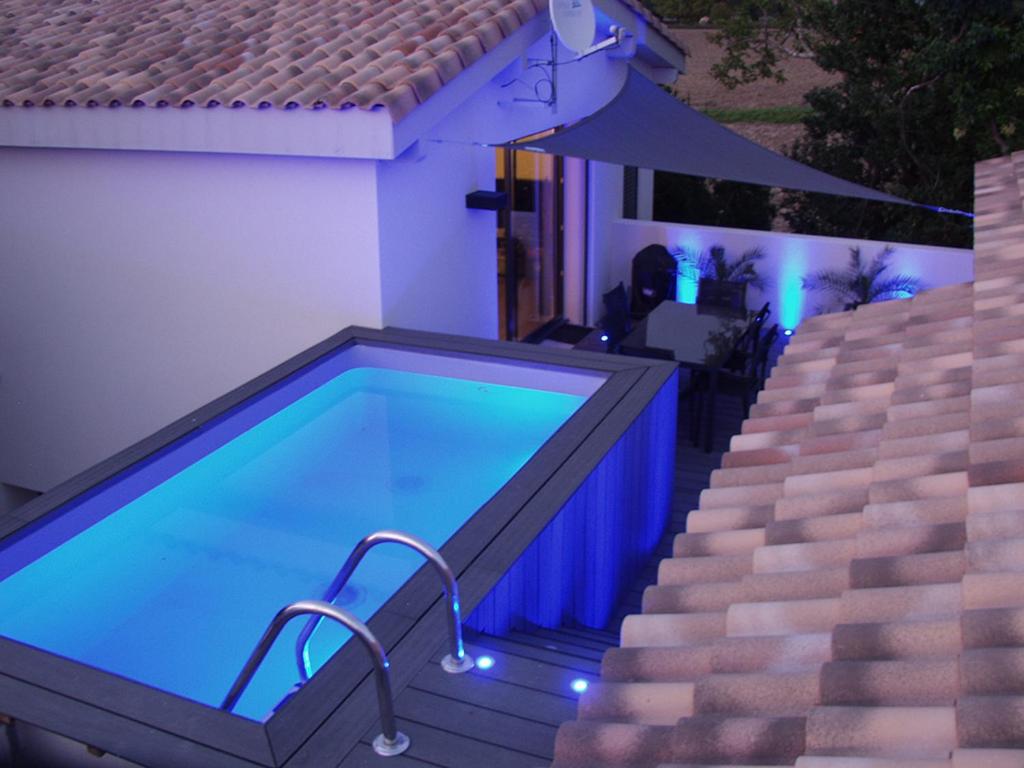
[665,28,839,153]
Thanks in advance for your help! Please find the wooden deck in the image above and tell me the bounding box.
[338,365,761,767]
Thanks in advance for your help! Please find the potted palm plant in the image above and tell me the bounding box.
[803,246,922,311]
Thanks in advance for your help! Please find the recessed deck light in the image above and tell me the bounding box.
[476,655,495,670]
[570,678,589,694]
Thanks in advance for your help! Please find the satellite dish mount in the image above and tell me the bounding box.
[503,0,629,108]
[549,0,629,59]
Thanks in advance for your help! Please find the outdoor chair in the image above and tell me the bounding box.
[723,302,771,373]
[753,323,780,389]
[688,316,774,451]
[697,279,747,318]
[599,282,632,352]
[630,244,677,319]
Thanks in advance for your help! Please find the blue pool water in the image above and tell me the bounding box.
[0,364,586,719]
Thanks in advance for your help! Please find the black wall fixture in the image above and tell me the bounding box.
[465,190,508,210]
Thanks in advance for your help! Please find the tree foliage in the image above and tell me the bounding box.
[707,0,1024,247]
[652,172,777,230]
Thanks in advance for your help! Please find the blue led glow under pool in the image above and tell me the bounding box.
[0,356,591,720]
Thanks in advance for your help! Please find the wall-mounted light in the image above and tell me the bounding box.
[465,191,508,211]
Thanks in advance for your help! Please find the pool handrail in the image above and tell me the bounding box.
[295,529,474,682]
[220,599,410,757]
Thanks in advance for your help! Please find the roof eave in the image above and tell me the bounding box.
[0,101,396,160]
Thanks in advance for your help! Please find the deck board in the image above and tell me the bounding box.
[409,663,577,725]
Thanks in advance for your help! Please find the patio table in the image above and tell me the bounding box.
[621,300,747,452]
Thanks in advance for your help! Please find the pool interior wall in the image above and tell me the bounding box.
[0,346,602,720]
[0,327,677,768]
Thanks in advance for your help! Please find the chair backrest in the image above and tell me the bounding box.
[752,302,771,326]
[698,279,747,317]
[600,282,631,347]
[631,244,677,318]
[755,324,780,381]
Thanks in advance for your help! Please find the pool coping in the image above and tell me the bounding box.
[0,325,678,767]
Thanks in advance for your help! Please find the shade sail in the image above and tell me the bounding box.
[505,67,911,206]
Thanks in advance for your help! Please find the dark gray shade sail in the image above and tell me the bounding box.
[506,67,911,206]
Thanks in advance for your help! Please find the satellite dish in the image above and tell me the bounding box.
[549,0,596,57]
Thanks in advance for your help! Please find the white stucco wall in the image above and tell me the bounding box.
[0,146,383,491]
[376,140,499,337]
[598,217,974,330]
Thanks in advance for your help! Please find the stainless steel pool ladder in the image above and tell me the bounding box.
[220,530,472,758]
[220,600,410,757]
[295,529,474,681]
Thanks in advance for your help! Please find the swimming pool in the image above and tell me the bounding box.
[0,326,676,767]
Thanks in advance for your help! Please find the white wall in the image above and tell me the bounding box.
[0,146,383,491]
[586,161,626,321]
[376,140,499,337]
[599,218,974,329]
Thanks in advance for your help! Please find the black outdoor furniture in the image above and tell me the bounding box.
[599,282,632,352]
[621,300,783,452]
[697,278,747,318]
[631,244,677,318]
[723,302,771,373]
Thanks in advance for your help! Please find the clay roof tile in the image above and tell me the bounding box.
[0,0,681,121]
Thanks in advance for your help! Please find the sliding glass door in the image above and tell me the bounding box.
[496,146,564,341]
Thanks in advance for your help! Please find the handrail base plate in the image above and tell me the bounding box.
[441,653,475,674]
[373,731,411,757]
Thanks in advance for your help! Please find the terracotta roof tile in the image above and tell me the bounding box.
[0,0,678,121]
[551,152,1024,766]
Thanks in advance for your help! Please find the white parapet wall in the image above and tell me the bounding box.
[601,218,974,330]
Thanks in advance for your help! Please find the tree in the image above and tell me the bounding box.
[703,1,1024,247]
[803,246,921,311]
[652,173,777,230]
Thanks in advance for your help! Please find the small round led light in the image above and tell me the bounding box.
[476,655,495,670]
[570,678,589,694]
[600,334,609,342]
[783,329,794,337]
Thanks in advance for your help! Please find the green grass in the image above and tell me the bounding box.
[701,105,812,124]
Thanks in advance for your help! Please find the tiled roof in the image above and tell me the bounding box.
[0,0,677,122]
[553,151,1024,766]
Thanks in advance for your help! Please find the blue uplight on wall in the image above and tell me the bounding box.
[672,234,703,305]
[779,244,808,332]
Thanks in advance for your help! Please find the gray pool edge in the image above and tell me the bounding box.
[0,326,678,768]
